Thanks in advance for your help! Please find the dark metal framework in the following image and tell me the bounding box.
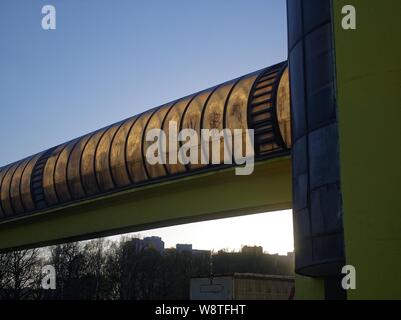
[0,61,291,220]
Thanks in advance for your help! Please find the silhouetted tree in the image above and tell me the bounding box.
[0,249,42,300]
[0,236,294,300]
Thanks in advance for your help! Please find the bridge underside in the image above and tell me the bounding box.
[0,157,291,252]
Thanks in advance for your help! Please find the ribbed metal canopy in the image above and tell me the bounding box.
[0,61,290,220]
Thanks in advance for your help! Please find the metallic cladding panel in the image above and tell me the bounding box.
[248,65,289,157]
[287,0,345,278]
[0,61,291,219]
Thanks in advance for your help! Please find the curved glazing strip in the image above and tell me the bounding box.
[126,111,155,183]
[95,121,125,192]
[0,165,11,217]
[201,81,236,165]
[163,96,195,175]
[0,162,19,216]
[110,117,138,187]
[81,127,111,196]
[43,144,68,206]
[180,90,214,171]
[226,74,260,131]
[9,158,30,214]
[225,73,260,161]
[54,139,80,203]
[276,67,291,148]
[143,103,174,179]
[67,133,94,200]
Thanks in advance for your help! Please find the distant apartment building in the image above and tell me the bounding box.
[176,244,210,256]
[241,245,263,255]
[132,236,165,252]
[192,249,211,256]
[143,236,165,252]
[176,243,192,253]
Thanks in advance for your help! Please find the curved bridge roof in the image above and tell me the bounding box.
[0,61,290,220]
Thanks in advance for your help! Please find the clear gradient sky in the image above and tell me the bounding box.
[0,0,292,254]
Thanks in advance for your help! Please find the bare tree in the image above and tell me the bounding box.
[48,242,87,299]
[0,249,41,300]
[82,239,107,299]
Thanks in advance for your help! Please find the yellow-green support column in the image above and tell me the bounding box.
[295,275,325,300]
[333,0,401,299]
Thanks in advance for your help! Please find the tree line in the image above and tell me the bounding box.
[0,236,293,300]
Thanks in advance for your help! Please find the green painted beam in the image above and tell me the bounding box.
[333,0,401,299]
[0,157,292,252]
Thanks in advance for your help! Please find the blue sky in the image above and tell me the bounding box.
[0,0,292,253]
[0,0,287,165]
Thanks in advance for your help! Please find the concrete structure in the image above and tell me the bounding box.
[190,273,294,300]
